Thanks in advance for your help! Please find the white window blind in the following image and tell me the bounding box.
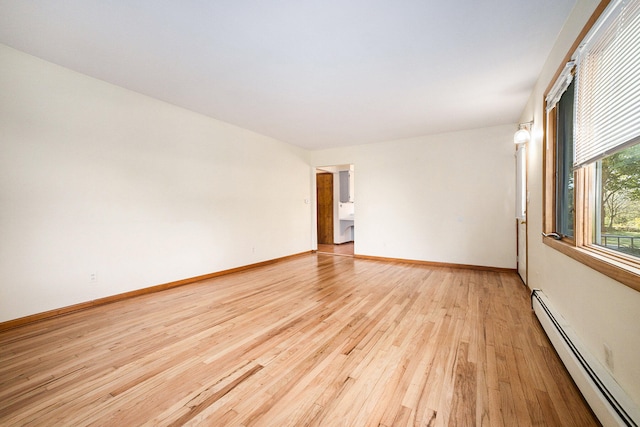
[545,61,575,112]
[573,0,640,168]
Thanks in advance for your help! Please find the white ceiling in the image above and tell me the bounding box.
[0,0,576,150]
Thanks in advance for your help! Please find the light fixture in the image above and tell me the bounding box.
[514,122,533,145]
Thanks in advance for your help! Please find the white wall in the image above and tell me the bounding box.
[0,44,313,322]
[311,125,516,269]
[521,0,640,407]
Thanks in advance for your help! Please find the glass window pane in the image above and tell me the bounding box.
[593,143,640,258]
[556,80,575,237]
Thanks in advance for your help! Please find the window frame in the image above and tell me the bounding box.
[542,0,640,292]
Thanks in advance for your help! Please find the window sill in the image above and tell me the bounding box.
[543,236,640,292]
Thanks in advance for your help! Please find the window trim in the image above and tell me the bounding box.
[542,0,640,293]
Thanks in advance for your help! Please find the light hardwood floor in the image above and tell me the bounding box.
[0,254,599,426]
[317,242,354,256]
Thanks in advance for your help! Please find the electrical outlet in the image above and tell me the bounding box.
[604,344,614,371]
[90,272,97,283]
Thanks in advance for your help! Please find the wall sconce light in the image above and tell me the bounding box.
[514,122,533,145]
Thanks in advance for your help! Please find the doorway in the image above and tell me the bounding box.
[516,144,527,284]
[316,165,355,256]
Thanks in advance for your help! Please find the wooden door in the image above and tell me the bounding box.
[316,173,334,244]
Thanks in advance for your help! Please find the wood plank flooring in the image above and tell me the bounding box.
[0,254,599,426]
[317,242,354,256]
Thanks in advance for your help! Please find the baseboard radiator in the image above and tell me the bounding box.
[531,289,639,427]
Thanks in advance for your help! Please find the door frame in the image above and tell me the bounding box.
[314,164,355,249]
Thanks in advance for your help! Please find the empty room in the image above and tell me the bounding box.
[1,0,639,426]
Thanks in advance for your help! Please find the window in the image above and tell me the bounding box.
[594,144,640,257]
[556,79,575,239]
[544,0,640,291]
